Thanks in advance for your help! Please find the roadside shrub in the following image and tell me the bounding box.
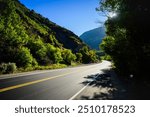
[6,63,17,73]
[0,63,7,74]
[101,55,112,61]
[34,64,67,70]
[79,46,98,63]
[16,47,37,68]
[46,44,63,64]
[0,63,17,74]
[62,49,76,65]
[76,53,83,63]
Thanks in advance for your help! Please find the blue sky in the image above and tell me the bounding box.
[19,0,107,36]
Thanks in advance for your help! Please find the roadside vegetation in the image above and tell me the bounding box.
[0,0,99,74]
[98,0,150,81]
[97,0,150,98]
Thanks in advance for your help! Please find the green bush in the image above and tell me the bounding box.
[0,63,17,74]
[0,63,7,74]
[76,53,83,63]
[101,55,112,61]
[46,44,63,64]
[79,46,98,63]
[16,47,38,68]
[6,63,17,73]
[62,49,76,65]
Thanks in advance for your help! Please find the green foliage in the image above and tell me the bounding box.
[0,0,99,74]
[46,44,63,64]
[96,51,105,60]
[0,63,17,74]
[6,63,17,73]
[69,36,81,44]
[16,47,38,68]
[100,36,115,55]
[36,47,49,64]
[0,7,29,47]
[89,50,98,62]
[79,46,98,63]
[101,55,112,61]
[79,46,90,63]
[62,49,76,65]
[27,39,48,65]
[49,34,57,45]
[0,63,7,74]
[35,64,67,70]
[76,53,83,63]
[98,0,150,80]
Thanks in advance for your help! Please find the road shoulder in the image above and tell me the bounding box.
[74,69,129,100]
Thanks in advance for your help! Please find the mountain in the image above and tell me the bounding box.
[0,0,85,52]
[80,27,106,50]
[0,0,97,68]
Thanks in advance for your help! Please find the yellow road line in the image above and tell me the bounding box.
[0,63,100,93]
[0,71,76,93]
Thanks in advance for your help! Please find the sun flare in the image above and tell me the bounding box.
[109,12,117,18]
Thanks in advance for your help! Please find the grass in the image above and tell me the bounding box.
[0,64,67,75]
[17,64,67,73]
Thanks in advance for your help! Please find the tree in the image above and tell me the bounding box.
[98,0,150,80]
[46,44,63,64]
[62,49,76,65]
[27,39,48,65]
[0,6,30,65]
[16,47,38,67]
[79,46,98,63]
[76,53,83,63]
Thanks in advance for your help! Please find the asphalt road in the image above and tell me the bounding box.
[0,61,111,100]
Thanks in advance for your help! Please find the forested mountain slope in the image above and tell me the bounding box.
[0,0,98,69]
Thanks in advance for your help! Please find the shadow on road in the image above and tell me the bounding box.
[78,68,130,100]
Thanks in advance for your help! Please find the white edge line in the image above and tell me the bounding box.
[69,75,99,100]
[69,81,94,100]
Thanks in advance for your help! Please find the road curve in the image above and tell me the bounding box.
[0,61,111,100]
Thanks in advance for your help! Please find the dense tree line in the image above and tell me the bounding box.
[98,0,150,81]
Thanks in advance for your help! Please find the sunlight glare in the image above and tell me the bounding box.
[109,12,117,18]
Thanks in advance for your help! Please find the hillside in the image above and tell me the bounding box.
[80,27,106,50]
[0,0,98,69]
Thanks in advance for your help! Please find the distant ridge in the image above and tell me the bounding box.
[80,27,106,50]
